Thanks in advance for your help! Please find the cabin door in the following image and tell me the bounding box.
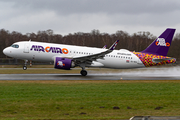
[24,43,30,53]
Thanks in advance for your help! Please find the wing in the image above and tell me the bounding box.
[73,40,119,65]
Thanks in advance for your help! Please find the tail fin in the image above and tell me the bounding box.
[142,28,176,56]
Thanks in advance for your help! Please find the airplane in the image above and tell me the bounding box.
[3,28,176,76]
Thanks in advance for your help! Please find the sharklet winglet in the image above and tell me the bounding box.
[109,40,119,50]
[102,45,107,49]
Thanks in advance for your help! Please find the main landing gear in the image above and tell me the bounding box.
[80,70,87,76]
[80,64,87,76]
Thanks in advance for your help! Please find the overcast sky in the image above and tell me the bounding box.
[0,0,180,36]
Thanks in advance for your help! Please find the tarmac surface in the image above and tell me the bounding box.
[0,66,180,80]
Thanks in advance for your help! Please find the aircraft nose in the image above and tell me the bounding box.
[3,47,10,56]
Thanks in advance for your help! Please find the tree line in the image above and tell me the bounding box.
[0,29,180,60]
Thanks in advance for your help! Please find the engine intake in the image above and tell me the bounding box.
[54,57,75,70]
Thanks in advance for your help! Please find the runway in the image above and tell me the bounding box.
[0,73,180,80]
[1,66,180,80]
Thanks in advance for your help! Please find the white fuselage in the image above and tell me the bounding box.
[3,41,145,69]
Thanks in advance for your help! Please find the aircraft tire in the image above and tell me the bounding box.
[23,66,27,70]
[80,70,87,76]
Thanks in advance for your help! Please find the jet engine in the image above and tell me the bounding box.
[54,57,75,70]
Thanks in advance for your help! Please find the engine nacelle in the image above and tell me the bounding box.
[54,57,75,70]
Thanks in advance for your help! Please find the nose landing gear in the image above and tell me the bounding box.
[23,66,27,70]
[23,60,28,70]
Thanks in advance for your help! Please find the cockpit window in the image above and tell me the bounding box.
[11,44,19,48]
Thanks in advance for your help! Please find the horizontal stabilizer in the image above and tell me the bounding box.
[152,58,175,63]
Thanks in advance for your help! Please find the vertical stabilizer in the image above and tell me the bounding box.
[142,28,175,56]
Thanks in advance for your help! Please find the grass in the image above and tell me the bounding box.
[0,80,180,119]
[0,68,81,74]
